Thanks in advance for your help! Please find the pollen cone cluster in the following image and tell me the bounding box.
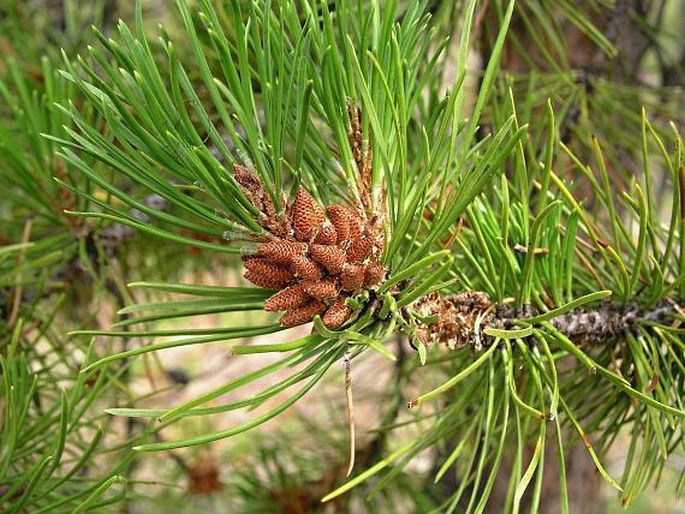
[236,166,385,328]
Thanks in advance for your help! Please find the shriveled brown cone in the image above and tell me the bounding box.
[412,291,492,350]
[290,254,325,280]
[363,261,386,287]
[322,297,353,329]
[264,284,310,312]
[309,244,346,274]
[243,257,294,288]
[302,278,339,300]
[280,300,326,327]
[313,222,337,245]
[292,187,326,241]
[257,240,307,263]
[340,263,364,291]
[346,232,374,263]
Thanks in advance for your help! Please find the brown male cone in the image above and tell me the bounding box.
[292,188,326,241]
[237,168,385,329]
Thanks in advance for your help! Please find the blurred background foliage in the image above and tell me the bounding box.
[0,1,683,513]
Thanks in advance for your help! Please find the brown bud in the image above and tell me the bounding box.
[340,263,364,291]
[313,222,337,245]
[290,255,325,280]
[363,262,386,287]
[302,278,339,300]
[264,284,310,312]
[257,240,307,263]
[346,232,374,263]
[233,164,261,192]
[310,244,346,275]
[259,194,277,222]
[243,258,294,289]
[322,298,353,329]
[280,300,326,327]
[292,187,325,241]
[233,164,275,218]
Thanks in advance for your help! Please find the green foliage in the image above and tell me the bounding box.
[1,0,684,512]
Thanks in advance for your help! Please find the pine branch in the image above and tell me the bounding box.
[411,291,681,350]
[4,0,679,511]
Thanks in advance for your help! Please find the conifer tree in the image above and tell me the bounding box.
[1,1,684,512]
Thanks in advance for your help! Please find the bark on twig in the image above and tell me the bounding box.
[411,291,680,350]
